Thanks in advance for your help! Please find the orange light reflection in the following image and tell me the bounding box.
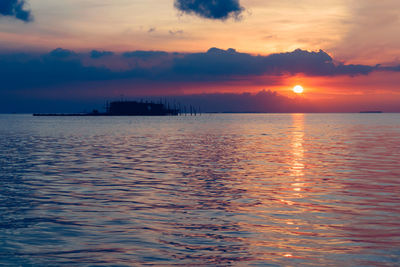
[290,114,305,194]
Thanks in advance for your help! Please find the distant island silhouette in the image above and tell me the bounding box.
[359,111,383,113]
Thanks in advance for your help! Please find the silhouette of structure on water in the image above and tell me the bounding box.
[33,100,200,116]
[105,100,178,115]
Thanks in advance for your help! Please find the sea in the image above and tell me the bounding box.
[0,113,399,266]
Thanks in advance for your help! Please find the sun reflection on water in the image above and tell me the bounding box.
[290,114,305,181]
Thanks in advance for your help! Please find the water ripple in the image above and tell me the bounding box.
[1,114,400,266]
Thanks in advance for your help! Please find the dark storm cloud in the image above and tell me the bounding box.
[174,0,244,20]
[0,47,393,92]
[0,0,33,22]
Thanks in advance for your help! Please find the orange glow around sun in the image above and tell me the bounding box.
[293,85,304,94]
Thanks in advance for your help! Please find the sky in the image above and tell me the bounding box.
[0,0,399,112]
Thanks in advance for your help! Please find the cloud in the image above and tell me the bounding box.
[265,49,377,76]
[48,48,76,59]
[0,0,33,22]
[0,49,113,90]
[174,0,244,20]
[169,30,184,36]
[0,47,395,93]
[382,65,400,72]
[172,47,266,78]
[1,47,399,113]
[90,50,114,59]
[333,0,400,63]
[172,48,378,78]
[122,50,169,59]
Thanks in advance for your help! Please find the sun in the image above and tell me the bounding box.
[293,85,304,94]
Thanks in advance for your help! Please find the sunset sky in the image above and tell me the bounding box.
[1,0,400,112]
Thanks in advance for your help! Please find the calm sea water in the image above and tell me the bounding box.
[1,114,400,266]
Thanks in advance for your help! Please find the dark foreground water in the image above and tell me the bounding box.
[1,114,400,266]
